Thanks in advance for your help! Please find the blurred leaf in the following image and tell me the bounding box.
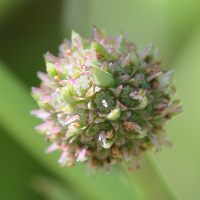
[0,0,63,88]
[0,126,46,200]
[164,0,200,68]
[32,176,82,200]
[0,0,31,25]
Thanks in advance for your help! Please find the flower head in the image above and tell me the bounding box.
[31,27,182,173]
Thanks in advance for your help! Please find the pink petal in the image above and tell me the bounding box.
[74,38,83,50]
[117,74,130,82]
[120,111,131,120]
[89,111,95,123]
[97,143,102,152]
[129,106,139,110]
[110,85,123,97]
[110,121,119,130]
[85,86,94,97]
[100,61,108,71]
[77,102,88,109]
[31,87,46,95]
[77,145,88,161]
[98,131,105,141]
[35,121,54,132]
[131,68,137,76]
[54,63,65,73]
[30,109,51,120]
[58,151,68,163]
[47,126,62,135]
[146,72,162,82]
[119,102,127,111]
[65,115,79,125]
[148,95,154,104]
[59,80,68,86]
[44,52,58,62]
[40,95,54,102]
[94,117,106,123]
[37,72,51,82]
[69,135,79,143]
[73,96,85,101]
[55,102,66,112]
[154,103,168,109]
[81,134,93,142]
[65,129,70,138]
[121,54,130,68]
[95,86,101,93]
[45,143,58,153]
[108,62,114,73]
[140,44,152,59]
[122,148,130,162]
[121,124,125,135]
[93,27,99,40]
[134,122,141,130]
[129,91,137,97]
[92,49,97,61]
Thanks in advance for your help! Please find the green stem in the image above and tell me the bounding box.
[120,154,178,200]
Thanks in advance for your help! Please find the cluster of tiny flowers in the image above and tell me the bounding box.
[31,27,182,173]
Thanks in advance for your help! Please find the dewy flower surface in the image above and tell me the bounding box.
[31,27,182,173]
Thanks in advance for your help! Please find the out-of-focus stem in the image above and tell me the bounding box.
[120,154,178,200]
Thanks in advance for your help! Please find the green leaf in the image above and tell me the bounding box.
[93,26,106,40]
[90,66,116,87]
[118,30,127,52]
[130,51,139,68]
[71,30,83,51]
[32,176,83,200]
[90,40,107,57]
[106,108,121,121]
[60,87,77,105]
[46,62,57,78]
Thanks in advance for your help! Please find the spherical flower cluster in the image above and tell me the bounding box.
[31,27,182,173]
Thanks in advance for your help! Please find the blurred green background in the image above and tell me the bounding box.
[0,0,200,199]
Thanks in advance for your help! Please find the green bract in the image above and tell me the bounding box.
[31,27,182,173]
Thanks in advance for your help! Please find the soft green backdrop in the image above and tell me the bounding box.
[0,0,199,199]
